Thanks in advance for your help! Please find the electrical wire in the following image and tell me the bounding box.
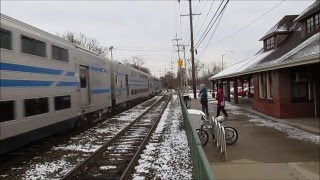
[198,6,227,57]
[204,0,287,48]
[195,0,229,48]
[194,0,216,41]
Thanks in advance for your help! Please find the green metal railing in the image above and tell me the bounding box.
[179,93,215,180]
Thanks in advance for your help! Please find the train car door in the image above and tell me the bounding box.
[80,66,90,106]
[125,74,129,96]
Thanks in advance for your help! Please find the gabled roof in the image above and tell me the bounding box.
[260,15,298,41]
[208,49,275,80]
[294,0,320,22]
[208,32,320,81]
[208,1,320,81]
[247,32,320,73]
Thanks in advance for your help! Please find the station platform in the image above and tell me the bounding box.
[187,95,320,180]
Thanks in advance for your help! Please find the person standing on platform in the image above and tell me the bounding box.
[198,84,209,117]
[216,88,228,118]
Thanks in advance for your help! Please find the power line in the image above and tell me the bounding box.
[194,0,225,47]
[116,48,172,52]
[195,0,229,48]
[204,0,287,48]
[194,0,216,41]
[198,5,227,57]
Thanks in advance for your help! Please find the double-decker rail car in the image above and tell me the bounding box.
[110,60,153,108]
[0,14,162,154]
[0,14,113,154]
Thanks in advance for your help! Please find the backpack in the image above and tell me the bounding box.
[200,89,208,102]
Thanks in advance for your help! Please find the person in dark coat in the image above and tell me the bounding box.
[216,88,228,117]
[198,85,209,116]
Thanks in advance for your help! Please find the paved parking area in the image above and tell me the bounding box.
[188,96,320,180]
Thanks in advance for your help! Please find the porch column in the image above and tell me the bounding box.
[226,79,231,102]
[248,77,251,98]
[211,80,215,98]
[233,78,238,104]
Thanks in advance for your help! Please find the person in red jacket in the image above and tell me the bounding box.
[216,88,228,118]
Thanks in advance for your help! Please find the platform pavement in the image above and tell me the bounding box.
[187,95,320,180]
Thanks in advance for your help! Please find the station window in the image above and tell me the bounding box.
[52,45,69,62]
[0,28,12,50]
[54,95,71,111]
[0,101,14,122]
[258,71,273,100]
[307,16,315,33]
[315,13,320,29]
[266,36,275,50]
[291,72,310,102]
[259,73,265,98]
[21,35,46,57]
[24,97,49,117]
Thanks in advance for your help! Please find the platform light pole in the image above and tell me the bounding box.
[221,50,233,70]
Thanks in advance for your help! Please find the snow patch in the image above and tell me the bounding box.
[100,166,117,170]
[132,95,193,179]
[249,118,320,144]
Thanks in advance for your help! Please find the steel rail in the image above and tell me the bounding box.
[120,95,171,180]
[62,95,168,180]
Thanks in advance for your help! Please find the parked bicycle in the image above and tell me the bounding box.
[196,115,238,146]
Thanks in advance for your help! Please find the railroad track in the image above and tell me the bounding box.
[62,95,171,179]
[0,95,165,179]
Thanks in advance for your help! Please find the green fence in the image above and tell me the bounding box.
[179,94,215,180]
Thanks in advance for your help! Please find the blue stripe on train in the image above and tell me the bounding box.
[56,81,79,86]
[0,62,75,76]
[91,88,111,94]
[0,79,53,87]
[0,79,78,87]
[90,66,107,73]
[65,71,75,76]
[129,83,148,87]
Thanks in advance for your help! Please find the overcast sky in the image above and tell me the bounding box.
[1,0,314,77]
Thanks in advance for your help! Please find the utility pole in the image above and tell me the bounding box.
[182,45,189,93]
[109,46,114,60]
[173,35,183,91]
[181,0,200,99]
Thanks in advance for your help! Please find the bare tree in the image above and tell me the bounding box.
[187,58,202,86]
[197,61,223,89]
[160,71,176,89]
[58,31,109,57]
[122,56,151,75]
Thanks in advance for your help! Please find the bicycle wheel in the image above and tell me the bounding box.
[224,126,238,145]
[196,129,209,146]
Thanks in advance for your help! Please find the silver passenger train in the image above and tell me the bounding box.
[0,14,161,154]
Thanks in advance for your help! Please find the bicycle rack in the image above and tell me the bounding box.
[212,116,227,162]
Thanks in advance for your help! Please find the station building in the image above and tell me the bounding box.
[209,1,320,119]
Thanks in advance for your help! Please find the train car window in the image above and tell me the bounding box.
[0,101,14,122]
[52,45,69,62]
[24,97,49,117]
[21,35,46,57]
[80,69,87,88]
[54,95,71,111]
[0,28,12,50]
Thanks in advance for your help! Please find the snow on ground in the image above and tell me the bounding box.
[2,96,162,179]
[226,103,320,144]
[100,166,116,170]
[249,118,320,144]
[132,95,193,179]
[22,159,73,180]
